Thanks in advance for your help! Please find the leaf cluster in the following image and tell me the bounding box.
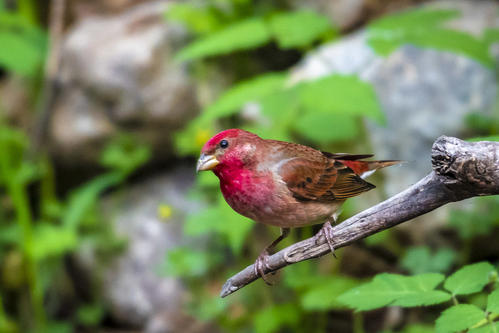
[338,262,499,333]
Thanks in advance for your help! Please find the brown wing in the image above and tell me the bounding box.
[321,152,374,160]
[278,157,375,202]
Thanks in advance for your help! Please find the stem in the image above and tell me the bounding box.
[353,312,365,333]
[0,146,45,330]
[0,292,10,329]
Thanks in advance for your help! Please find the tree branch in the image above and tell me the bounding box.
[220,136,499,298]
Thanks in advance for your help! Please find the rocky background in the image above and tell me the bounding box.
[0,0,498,332]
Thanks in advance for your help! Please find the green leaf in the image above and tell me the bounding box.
[41,321,72,333]
[184,197,253,254]
[299,75,385,123]
[448,197,499,239]
[76,303,105,326]
[99,135,151,176]
[487,289,499,314]
[294,112,359,143]
[469,322,499,333]
[468,136,499,142]
[369,8,459,31]
[301,276,360,310]
[338,273,450,311]
[484,28,499,45]
[165,3,222,35]
[401,324,435,333]
[269,10,334,49]
[249,86,300,142]
[435,304,485,333]
[202,72,287,120]
[62,173,122,229]
[163,247,212,278]
[254,303,301,333]
[31,225,77,260]
[401,246,456,275]
[190,295,228,321]
[444,262,496,296]
[0,10,47,76]
[174,118,216,156]
[367,8,493,67]
[176,17,271,61]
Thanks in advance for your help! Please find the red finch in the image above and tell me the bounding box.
[197,129,400,283]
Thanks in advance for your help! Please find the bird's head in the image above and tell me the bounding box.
[196,129,261,174]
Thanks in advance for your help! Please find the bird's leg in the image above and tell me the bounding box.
[315,213,339,258]
[255,227,290,285]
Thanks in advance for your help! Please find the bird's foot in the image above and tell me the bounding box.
[317,221,337,258]
[254,251,273,285]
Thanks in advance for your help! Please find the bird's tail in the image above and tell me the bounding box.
[339,159,404,179]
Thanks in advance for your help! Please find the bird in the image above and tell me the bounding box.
[196,128,401,283]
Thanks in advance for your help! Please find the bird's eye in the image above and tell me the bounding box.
[219,139,229,149]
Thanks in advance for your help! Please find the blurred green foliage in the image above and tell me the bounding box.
[0,121,150,332]
[0,3,46,76]
[401,246,457,275]
[0,0,497,332]
[367,8,495,67]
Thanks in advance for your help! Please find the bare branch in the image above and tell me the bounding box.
[220,136,499,298]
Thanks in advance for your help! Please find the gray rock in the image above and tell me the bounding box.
[50,1,198,164]
[77,166,212,332]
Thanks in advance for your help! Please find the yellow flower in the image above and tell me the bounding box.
[157,204,173,220]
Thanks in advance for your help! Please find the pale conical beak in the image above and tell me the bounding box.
[196,153,219,172]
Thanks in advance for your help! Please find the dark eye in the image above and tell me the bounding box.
[219,139,229,149]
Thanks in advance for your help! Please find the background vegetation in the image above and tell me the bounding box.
[0,0,498,332]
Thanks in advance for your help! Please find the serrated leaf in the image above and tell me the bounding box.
[444,262,496,296]
[202,72,287,121]
[176,17,271,61]
[269,10,334,49]
[338,273,450,311]
[299,75,385,124]
[301,276,359,310]
[294,112,359,143]
[487,289,499,314]
[436,304,485,333]
[254,303,300,333]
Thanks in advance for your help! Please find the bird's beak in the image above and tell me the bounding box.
[196,153,219,173]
